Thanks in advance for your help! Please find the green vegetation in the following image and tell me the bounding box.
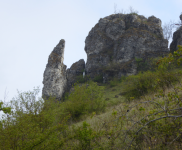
[0,101,11,114]
[129,12,138,15]
[76,74,89,83]
[93,74,103,83]
[64,81,106,121]
[1,46,182,149]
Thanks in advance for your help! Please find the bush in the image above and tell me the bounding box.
[121,71,157,100]
[119,75,127,82]
[93,75,103,83]
[121,68,182,100]
[0,87,69,149]
[64,81,106,121]
[109,78,119,87]
[76,75,90,83]
[72,121,95,149]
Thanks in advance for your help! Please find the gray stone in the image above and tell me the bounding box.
[42,39,67,101]
[66,59,85,91]
[84,14,169,82]
[42,13,170,101]
[170,26,182,53]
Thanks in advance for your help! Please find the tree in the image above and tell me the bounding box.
[162,20,176,42]
[114,4,138,15]
[0,88,11,114]
[162,13,182,46]
[0,101,11,114]
[0,87,69,149]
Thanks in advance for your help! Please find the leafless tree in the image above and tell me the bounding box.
[162,20,176,41]
[128,6,138,14]
[113,4,126,14]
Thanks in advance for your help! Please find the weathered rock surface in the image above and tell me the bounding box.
[66,59,85,91]
[170,26,182,53]
[85,14,169,82]
[42,39,67,100]
[42,40,86,101]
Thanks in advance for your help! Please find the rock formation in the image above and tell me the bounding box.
[42,39,67,100]
[42,40,85,101]
[85,14,169,82]
[66,59,85,91]
[170,26,182,53]
[42,13,171,101]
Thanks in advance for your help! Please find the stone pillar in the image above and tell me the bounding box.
[42,39,67,101]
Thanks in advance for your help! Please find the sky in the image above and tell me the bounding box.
[1,0,182,106]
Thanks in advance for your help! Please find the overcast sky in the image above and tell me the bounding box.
[1,0,182,104]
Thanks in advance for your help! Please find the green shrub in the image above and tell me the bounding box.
[121,46,182,100]
[76,75,90,83]
[64,81,106,121]
[0,87,69,150]
[121,71,156,100]
[121,69,182,100]
[119,75,127,82]
[73,121,95,149]
[129,12,138,15]
[109,78,119,87]
[135,57,159,72]
[0,101,11,114]
[93,75,103,83]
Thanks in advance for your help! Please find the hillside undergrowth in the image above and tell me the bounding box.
[1,46,182,149]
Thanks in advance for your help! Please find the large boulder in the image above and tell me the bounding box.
[85,14,169,82]
[42,39,67,101]
[170,26,182,53]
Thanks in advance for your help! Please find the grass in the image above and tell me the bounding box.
[63,77,182,149]
[61,64,182,149]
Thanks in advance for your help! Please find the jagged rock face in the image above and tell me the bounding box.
[85,14,169,81]
[42,39,67,100]
[170,26,182,53]
[66,59,85,91]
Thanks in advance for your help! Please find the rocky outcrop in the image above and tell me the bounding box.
[85,14,169,82]
[42,39,67,100]
[66,59,85,91]
[42,40,85,101]
[170,26,182,53]
[42,13,171,101]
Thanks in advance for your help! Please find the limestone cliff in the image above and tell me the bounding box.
[85,14,169,82]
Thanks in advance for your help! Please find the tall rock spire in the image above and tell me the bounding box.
[42,39,67,101]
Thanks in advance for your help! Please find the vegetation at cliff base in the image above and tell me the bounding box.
[1,46,182,149]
